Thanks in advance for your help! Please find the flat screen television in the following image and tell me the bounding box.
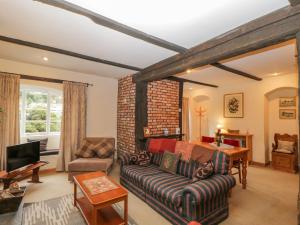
[6,142,40,172]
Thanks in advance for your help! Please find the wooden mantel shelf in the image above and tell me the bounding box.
[140,133,184,140]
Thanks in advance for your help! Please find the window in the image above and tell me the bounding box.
[20,86,62,136]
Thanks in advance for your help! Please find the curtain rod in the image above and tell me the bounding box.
[0,71,94,87]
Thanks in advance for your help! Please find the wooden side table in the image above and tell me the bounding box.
[74,171,128,225]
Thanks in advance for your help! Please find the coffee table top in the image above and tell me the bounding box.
[74,171,127,205]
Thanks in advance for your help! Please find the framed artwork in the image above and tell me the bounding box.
[279,97,296,107]
[143,127,150,137]
[224,93,244,118]
[279,109,296,119]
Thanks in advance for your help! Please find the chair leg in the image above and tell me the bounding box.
[238,162,242,184]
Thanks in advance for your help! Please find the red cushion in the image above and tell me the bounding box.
[201,136,215,143]
[224,139,240,147]
[188,222,201,225]
[159,138,177,153]
[148,139,163,153]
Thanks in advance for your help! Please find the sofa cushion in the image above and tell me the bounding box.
[148,139,163,153]
[121,164,163,187]
[68,158,113,172]
[160,139,177,153]
[160,151,181,174]
[152,152,163,166]
[175,141,195,161]
[192,160,214,182]
[130,151,152,166]
[142,172,190,207]
[177,159,199,179]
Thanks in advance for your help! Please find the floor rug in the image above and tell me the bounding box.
[0,194,138,225]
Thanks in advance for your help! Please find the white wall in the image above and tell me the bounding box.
[184,73,298,164]
[0,58,118,141]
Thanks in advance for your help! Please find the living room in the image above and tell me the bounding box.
[0,1,299,225]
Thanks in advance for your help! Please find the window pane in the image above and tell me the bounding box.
[25,121,46,133]
[50,122,61,132]
[26,109,47,120]
[26,92,47,109]
[50,111,62,121]
[50,95,62,111]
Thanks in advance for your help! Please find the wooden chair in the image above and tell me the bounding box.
[201,136,215,143]
[272,133,298,173]
[224,139,242,183]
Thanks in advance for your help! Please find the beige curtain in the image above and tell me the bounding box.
[0,73,20,170]
[182,97,190,141]
[56,81,87,172]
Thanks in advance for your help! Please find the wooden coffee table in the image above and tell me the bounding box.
[73,171,128,225]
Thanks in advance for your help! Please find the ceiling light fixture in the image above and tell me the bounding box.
[43,57,48,61]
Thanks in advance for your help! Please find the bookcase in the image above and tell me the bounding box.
[220,133,253,162]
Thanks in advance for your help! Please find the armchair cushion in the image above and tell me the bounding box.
[75,140,95,158]
[93,140,114,158]
[68,157,113,172]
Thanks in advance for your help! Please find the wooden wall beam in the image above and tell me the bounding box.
[0,35,142,71]
[296,31,300,225]
[211,63,262,81]
[34,0,187,53]
[168,76,218,88]
[133,5,300,82]
[289,0,300,6]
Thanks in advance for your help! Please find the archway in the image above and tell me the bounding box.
[264,87,298,163]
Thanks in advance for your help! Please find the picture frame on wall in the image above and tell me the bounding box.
[279,109,296,119]
[224,93,244,118]
[279,97,296,107]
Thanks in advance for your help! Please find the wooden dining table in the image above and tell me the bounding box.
[192,141,249,189]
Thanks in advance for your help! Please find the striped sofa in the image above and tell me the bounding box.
[119,151,235,225]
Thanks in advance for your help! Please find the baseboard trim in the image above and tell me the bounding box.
[250,161,270,167]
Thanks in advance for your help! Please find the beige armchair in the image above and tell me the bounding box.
[68,137,115,181]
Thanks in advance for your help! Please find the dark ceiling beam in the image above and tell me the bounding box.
[168,76,218,88]
[289,0,300,6]
[0,35,142,71]
[211,63,262,81]
[133,5,300,82]
[33,0,187,53]
[34,0,262,82]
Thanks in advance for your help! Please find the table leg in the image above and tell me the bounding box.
[124,196,128,225]
[74,183,77,207]
[228,157,233,175]
[92,208,98,225]
[28,167,41,183]
[242,154,248,189]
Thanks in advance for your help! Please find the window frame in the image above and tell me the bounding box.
[20,85,63,137]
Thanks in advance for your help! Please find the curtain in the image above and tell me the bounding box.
[0,73,20,170]
[182,97,190,141]
[56,81,87,172]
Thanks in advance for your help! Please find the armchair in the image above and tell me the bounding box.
[68,137,115,181]
[271,133,298,173]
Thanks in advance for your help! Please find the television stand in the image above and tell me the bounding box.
[0,161,48,189]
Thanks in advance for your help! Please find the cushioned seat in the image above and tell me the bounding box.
[121,164,163,187]
[68,158,113,180]
[142,172,190,207]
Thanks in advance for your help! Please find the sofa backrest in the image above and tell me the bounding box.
[176,159,199,179]
[85,137,115,149]
[212,151,229,175]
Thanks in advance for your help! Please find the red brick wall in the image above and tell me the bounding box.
[117,76,180,153]
[147,80,180,135]
[117,75,136,154]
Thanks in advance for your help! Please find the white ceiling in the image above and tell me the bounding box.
[181,42,297,88]
[0,0,291,79]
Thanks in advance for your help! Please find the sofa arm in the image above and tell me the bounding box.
[118,152,132,168]
[182,175,235,221]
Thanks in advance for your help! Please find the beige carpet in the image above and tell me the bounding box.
[20,165,298,225]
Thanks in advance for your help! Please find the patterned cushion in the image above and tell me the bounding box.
[152,152,163,166]
[213,151,229,175]
[160,151,181,174]
[93,140,114,158]
[130,151,152,166]
[142,172,190,207]
[177,160,199,179]
[192,160,214,182]
[27,138,48,152]
[175,141,195,161]
[75,140,95,158]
